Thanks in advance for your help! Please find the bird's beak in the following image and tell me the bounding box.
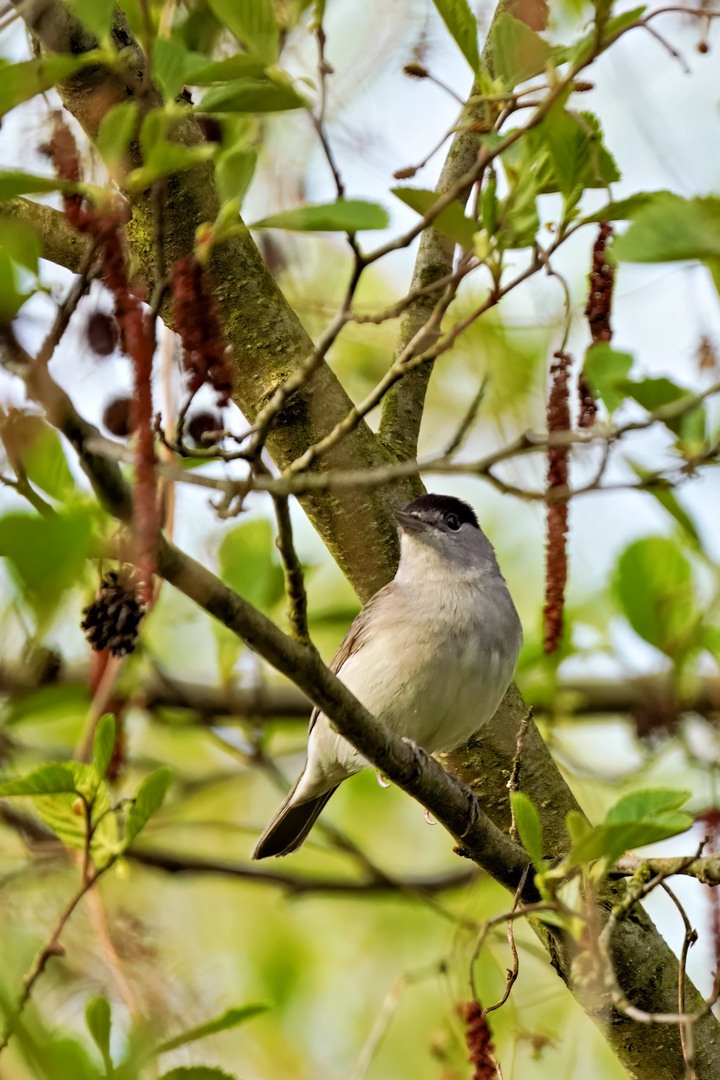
[394,509,427,534]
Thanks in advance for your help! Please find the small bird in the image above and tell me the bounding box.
[252,494,522,859]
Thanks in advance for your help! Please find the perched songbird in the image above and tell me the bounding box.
[252,494,522,859]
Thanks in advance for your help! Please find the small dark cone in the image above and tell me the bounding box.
[103,396,135,438]
[87,311,118,356]
[187,411,223,446]
[81,573,144,657]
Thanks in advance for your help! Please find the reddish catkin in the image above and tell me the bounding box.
[544,350,571,654]
[44,113,158,604]
[461,1003,498,1080]
[171,255,233,407]
[579,222,615,428]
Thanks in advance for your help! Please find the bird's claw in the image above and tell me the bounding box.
[401,736,431,779]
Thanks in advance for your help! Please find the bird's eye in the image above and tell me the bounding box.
[445,513,460,531]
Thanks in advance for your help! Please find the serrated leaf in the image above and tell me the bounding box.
[85,996,113,1072]
[93,714,115,781]
[510,791,543,868]
[534,105,619,198]
[567,813,693,867]
[207,0,278,62]
[215,146,257,206]
[251,199,388,233]
[614,537,697,659]
[199,77,309,114]
[391,187,476,249]
[65,0,115,41]
[126,767,173,843]
[615,193,720,264]
[0,54,94,119]
[154,1004,268,1054]
[490,12,551,88]
[430,0,480,72]
[582,343,633,412]
[606,787,690,824]
[0,762,79,797]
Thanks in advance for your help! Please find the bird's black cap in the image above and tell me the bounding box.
[402,494,479,528]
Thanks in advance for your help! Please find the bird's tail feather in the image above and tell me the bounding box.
[251,782,338,859]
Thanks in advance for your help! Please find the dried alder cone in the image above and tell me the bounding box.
[461,1002,499,1080]
[544,350,571,654]
[171,255,233,408]
[43,112,158,605]
[81,573,145,657]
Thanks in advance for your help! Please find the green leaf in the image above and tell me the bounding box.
[199,77,309,114]
[566,810,591,846]
[614,537,697,658]
[627,461,701,547]
[96,101,139,174]
[624,376,690,415]
[93,714,116,781]
[0,55,93,119]
[217,519,286,610]
[567,813,692,868]
[190,53,269,84]
[615,193,720,264]
[582,343,633,412]
[430,0,480,73]
[125,114,216,192]
[0,171,68,201]
[159,1069,237,1080]
[251,199,388,233]
[3,414,76,501]
[65,0,115,41]
[510,791,543,868]
[152,36,209,101]
[85,996,113,1073]
[207,0,278,62]
[0,762,79,797]
[581,191,672,225]
[534,105,619,198]
[0,217,41,274]
[215,146,257,206]
[391,187,477,249]
[125,767,173,843]
[0,509,94,627]
[154,1004,268,1054]
[606,787,690,824]
[490,12,551,88]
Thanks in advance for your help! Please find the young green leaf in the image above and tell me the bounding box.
[624,376,690,416]
[96,102,139,174]
[627,461,701,547]
[93,714,116,781]
[490,13,551,88]
[391,187,477,250]
[430,0,480,73]
[217,519,285,611]
[125,767,173,843]
[567,813,693,868]
[65,0,115,42]
[152,36,208,101]
[0,55,96,119]
[534,106,619,198]
[0,171,70,201]
[215,146,257,206]
[581,191,672,225]
[0,762,79,797]
[582,343,633,413]
[614,537,697,659]
[199,77,309,114]
[190,54,269,85]
[85,996,113,1073]
[614,193,720,264]
[154,1004,268,1054]
[208,0,278,63]
[250,200,389,233]
[2,413,76,501]
[510,791,543,868]
[606,788,691,823]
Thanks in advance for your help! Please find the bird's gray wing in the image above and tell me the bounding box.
[307,581,397,735]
